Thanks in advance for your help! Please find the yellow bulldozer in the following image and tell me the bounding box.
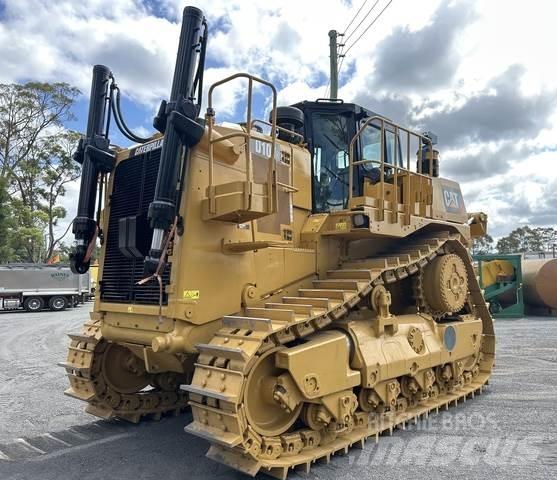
[62,6,494,478]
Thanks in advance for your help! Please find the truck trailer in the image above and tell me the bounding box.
[0,264,91,312]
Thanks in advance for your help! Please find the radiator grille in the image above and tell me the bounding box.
[99,147,172,305]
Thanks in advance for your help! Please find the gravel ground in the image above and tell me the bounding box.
[0,307,556,479]
[0,306,91,442]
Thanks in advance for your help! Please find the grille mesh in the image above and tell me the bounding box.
[99,148,172,305]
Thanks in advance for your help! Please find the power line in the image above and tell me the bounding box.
[323,0,369,98]
[337,0,393,78]
[335,0,382,84]
[343,0,380,46]
[336,57,346,81]
[342,0,369,36]
[342,0,394,57]
[323,0,391,98]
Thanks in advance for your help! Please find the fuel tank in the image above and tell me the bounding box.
[522,259,557,309]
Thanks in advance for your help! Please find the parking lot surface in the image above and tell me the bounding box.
[0,308,555,479]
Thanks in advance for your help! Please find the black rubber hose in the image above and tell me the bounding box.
[191,19,208,113]
[110,84,151,144]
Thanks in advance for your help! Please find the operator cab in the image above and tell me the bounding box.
[291,100,403,213]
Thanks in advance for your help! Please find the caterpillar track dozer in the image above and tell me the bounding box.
[62,6,495,478]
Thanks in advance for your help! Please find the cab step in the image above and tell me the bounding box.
[244,308,294,323]
[312,279,367,291]
[326,269,374,280]
[298,289,354,301]
[266,302,314,316]
[282,297,331,308]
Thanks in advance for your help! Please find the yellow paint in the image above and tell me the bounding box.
[90,263,99,290]
[127,306,133,313]
[183,290,200,300]
[480,259,515,288]
[335,221,348,231]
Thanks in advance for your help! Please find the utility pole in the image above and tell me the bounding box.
[328,30,339,99]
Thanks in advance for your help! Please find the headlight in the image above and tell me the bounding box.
[352,213,369,229]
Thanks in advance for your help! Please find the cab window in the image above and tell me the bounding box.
[311,112,351,212]
[358,123,402,179]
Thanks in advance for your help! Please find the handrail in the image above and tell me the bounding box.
[276,180,299,193]
[206,73,278,214]
[251,119,301,196]
[250,119,305,144]
[348,115,434,223]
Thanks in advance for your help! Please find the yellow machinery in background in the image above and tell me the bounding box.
[481,259,515,286]
[476,254,557,317]
[476,254,523,317]
[61,6,494,478]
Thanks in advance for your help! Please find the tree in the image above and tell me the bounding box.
[5,132,81,263]
[496,226,556,254]
[497,227,531,253]
[0,82,79,179]
[36,131,81,260]
[531,227,557,252]
[0,176,13,262]
[472,234,494,255]
[0,82,81,263]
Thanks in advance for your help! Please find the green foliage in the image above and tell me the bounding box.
[472,234,494,255]
[0,82,79,177]
[496,226,557,254]
[0,81,82,263]
[531,227,557,252]
[0,176,13,262]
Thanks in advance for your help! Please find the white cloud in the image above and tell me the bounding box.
[1,0,557,242]
[0,0,177,105]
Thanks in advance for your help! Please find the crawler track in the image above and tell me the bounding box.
[185,231,495,478]
[61,322,188,423]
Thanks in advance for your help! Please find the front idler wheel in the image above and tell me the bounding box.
[101,343,151,394]
[244,348,302,437]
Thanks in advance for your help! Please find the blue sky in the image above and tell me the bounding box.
[1,0,557,237]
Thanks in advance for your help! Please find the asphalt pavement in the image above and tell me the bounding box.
[0,307,556,479]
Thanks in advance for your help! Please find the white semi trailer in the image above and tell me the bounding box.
[0,264,91,312]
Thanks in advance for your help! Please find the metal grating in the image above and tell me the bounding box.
[99,147,172,305]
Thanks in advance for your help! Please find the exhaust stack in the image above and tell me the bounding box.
[145,6,206,273]
[70,64,115,274]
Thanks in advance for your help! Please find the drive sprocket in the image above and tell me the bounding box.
[414,252,469,318]
[185,232,495,478]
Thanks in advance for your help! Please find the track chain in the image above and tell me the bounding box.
[60,321,188,423]
[185,231,495,478]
